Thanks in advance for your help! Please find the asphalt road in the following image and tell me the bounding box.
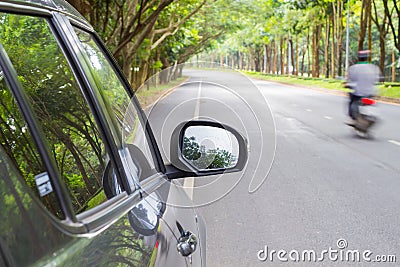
[146,68,400,266]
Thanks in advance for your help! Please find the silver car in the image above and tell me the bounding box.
[0,0,247,266]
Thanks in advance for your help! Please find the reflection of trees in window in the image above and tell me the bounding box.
[0,149,151,266]
[0,67,63,217]
[0,14,108,213]
[61,219,153,266]
[73,28,156,177]
[74,28,130,140]
[0,150,72,265]
[183,136,233,170]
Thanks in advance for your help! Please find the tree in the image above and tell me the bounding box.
[182,136,233,169]
[67,0,209,90]
[0,14,106,212]
[382,0,400,52]
[371,0,391,73]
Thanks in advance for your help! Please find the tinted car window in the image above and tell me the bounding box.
[0,144,72,266]
[73,27,157,182]
[0,65,63,217]
[0,13,122,215]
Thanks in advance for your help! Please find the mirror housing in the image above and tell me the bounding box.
[128,192,165,236]
[166,120,248,179]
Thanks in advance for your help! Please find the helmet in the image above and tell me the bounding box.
[358,50,370,61]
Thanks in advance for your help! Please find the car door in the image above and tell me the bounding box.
[52,14,203,266]
[0,9,187,267]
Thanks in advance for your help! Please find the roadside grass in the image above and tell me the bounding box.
[136,76,188,107]
[244,71,400,99]
[379,83,400,98]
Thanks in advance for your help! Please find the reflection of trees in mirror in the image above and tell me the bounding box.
[183,136,234,170]
[131,203,153,229]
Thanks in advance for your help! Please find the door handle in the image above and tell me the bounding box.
[176,221,198,257]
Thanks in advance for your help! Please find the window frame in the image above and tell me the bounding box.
[60,16,167,176]
[0,37,84,231]
[0,9,161,235]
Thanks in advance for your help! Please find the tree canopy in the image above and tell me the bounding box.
[67,0,400,85]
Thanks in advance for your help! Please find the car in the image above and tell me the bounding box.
[0,0,247,266]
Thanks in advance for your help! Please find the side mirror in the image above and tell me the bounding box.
[128,192,165,236]
[166,120,248,179]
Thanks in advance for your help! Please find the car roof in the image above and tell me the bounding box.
[0,0,89,25]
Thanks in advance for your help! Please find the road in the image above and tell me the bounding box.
[145,68,400,266]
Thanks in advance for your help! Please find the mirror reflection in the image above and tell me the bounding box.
[128,192,163,235]
[182,126,239,171]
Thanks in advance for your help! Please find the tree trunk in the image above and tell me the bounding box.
[307,29,311,77]
[280,37,285,75]
[289,37,295,75]
[372,0,389,75]
[368,0,372,61]
[382,0,400,52]
[301,47,306,76]
[122,52,134,85]
[324,16,331,78]
[358,0,371,51]
[239,51,243,70]
[286,38,290,76]
[331,10,336,78]
[295,35,299,76]
[273,39,278,74]
[312,25,322,77]
[266,44,271,74]
[337,0,344,77]
[379,40,386,76]
[392,51,396,82]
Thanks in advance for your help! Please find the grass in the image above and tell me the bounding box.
[379,83,400,98]
[136,76,188,107]
[244,71,400,99]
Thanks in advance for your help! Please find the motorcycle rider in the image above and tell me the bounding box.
[346,50,380,125]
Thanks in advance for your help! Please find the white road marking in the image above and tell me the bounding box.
[388,140,400,146]
[183,178,195,200]
[306,109,312,112]
[183,82,203,199]
[324,116,333,120]
[193,81,202,119]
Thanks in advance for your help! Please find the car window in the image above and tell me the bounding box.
[0,64,64,218]
[0,13,123,216]
[72,27,158,183]
[0,143,73,266]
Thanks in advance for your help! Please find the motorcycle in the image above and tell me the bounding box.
[347,96,378,138]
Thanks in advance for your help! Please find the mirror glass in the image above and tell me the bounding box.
[128,192,163,235]
[182,126,239,171]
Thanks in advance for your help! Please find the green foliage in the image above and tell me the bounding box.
[86,190,107,209]
[245,71,400,99]
[183,136,233,170]
[183,136,202,161]
[0,13,106,215]
[198,0,398,81]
